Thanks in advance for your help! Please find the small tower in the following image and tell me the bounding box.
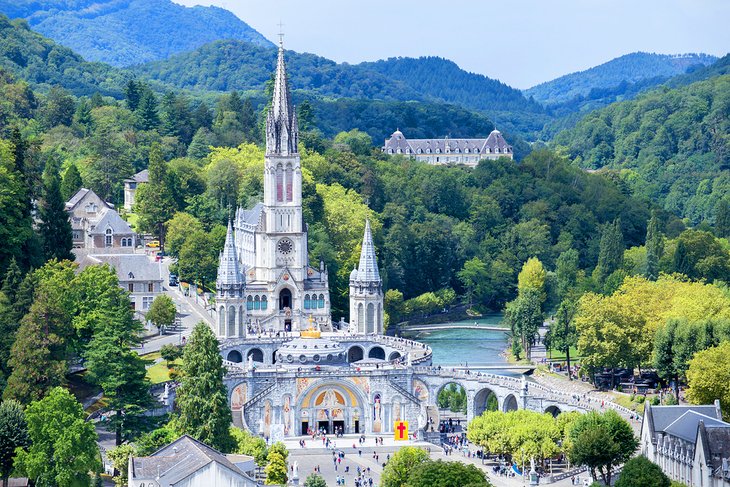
[349,220,384,334]
[216,221,246,338]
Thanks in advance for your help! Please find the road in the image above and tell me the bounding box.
[135,255,214,355]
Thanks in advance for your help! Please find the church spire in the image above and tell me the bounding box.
[266,40,298,156]
[216,220,244,287]
[356,220,380,282]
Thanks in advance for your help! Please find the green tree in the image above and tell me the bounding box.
[673,239,690,276]
[567,410,638,486]
[407,460,490,487]
[4,261,76,404]
[686,341,730,421]
[134,144,176,244]
[303,473,327,487]
[230,428,268,466]
[165,212,203,257]
[176,323,234,451]
[134,423,180,456]
[555,249,580,301]
[458,257,490,308]
[160,344,183,367]
[82,267,152,445]
[14,387,100,487]
[176,230,219,288]
[264,450,287,485]
[40,87,75,128]
[517,257,547,306]
[106,444,135,487]
[73,99,94,135]
[187,127,214,160]
[504,289,543,361]
[147,294,177,335]
[595,219,624,283]
[547,299,579,377]
[0,399,30,487]
[715,198,730,238]
[60,163,83,202]
[39,163,73,262]
[380,446,429,487]
[384,289,404,327]
[124,80,142,112]
[645,212,664,281]
[136,88,159,130]
[653,319,680,400]
[614,455,670,487]
[333,129,373,156]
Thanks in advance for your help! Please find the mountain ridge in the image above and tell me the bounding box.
[0,0,273,66]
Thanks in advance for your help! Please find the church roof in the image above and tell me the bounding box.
[130,435,251,487]
[644,403,722,441]
[216,221,244,287]
[265,40,298,156]
[88,209,134,235]
[237,202,264,227]
[697,422,730,473]
[354,220,380,283]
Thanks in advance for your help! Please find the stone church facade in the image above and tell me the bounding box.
[215,42,383,338]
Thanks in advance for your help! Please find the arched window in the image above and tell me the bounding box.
[247,295,253,310]
[318,294,325,309]
[304,294,310,309]
[276,164,284,202]
[261,295,268,310]
[254,295,260,310]
[286,164,293,202]
[105,228,112,247]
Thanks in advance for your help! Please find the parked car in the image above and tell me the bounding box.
[146,240,160,248]
[169,274,178,286]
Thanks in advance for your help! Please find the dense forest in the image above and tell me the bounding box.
[0,0,272,66]
[553,74,730,224]
[525,52,716,105]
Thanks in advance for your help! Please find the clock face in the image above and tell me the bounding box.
[277,238,293,255]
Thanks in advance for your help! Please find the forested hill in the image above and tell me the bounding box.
[553,74,730,224]
[359,57,544,114]
[525,52,717,105]
[0,14,128,96]
[0,0,273,67]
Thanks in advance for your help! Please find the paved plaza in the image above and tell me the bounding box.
[284,434,587,487]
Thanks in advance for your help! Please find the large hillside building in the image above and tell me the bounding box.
[382,129,513,166]
[215,41,383,338]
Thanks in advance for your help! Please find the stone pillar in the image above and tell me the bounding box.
[466,390,475,422]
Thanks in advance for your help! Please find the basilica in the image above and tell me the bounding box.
[214,41,383,338]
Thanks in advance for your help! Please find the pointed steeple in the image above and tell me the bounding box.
[356,220,380,282]
[266,40,298,156]
[216,220,244,287]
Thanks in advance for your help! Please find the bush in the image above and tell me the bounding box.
[651,396,661,405]
[636,395,645,404]
[160,344,182,366]
[615,455,670,487]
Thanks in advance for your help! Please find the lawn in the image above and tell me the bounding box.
[545,346,581,363]
[146,359,182,384]
[125,212,139,232]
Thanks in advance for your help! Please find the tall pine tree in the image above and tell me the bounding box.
[673,239,691,276]
[82,265,152,445]
[715,198,730,238]
[595,219,624,283]
[176,322,233,452]
[134,144,176,245]
[60,163,82,202]
[136,88,159,131]
[39,163,73,262]
[645,212,664,281]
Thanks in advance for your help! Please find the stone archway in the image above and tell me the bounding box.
[247,348,264,363]
[279,288,292,310]
[227,350,243,363]
[436,382,467,426]
[545,405,562,417]
[368,346,385,360]
[347,346,364,363]
[388,351,402,361]
[297,381,367,436]
[503,394,518,412]
[473,387,499,417]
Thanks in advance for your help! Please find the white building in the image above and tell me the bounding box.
[641,401,730,487]
[128,435,257,487]
[123,169,148,212]
[66,188,136,251]
[215,41,384,338]
[349,220,384,334]
[382,129,513,166]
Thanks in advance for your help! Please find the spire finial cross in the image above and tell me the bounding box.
[277,21,285,46]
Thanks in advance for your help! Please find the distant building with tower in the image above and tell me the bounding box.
[382,129,513,166]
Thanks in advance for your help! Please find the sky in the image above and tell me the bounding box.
[174,0,730,89]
